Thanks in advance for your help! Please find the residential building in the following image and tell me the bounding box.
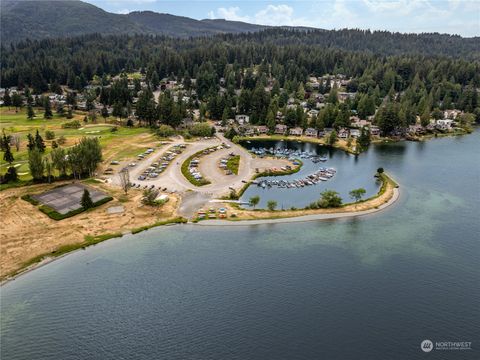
[289,127,303,136]
[275,124,288,135]
[304,128,318,137]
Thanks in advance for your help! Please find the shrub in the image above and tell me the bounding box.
[3,166,18,183]
[58,136,67,145]
[156,125,175,138]
[45,130,55,140]
[62,120,81,129]
[110,127,118,133]
[189,123,213,137]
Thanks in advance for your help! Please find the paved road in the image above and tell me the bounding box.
[106,133,291,217]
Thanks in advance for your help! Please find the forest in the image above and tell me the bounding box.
[1,29,479,134]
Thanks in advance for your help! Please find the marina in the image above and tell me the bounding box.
[240,140,380,209]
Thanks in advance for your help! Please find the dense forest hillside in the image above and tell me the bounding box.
[0,0,147,42]
[1,0,478,60]
[126,12,265,38]
[2,30,479,91]
[0,0,265,43]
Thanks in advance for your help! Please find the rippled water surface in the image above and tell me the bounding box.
[1,132,479,360]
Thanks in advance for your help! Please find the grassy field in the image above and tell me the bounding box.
[0,107,156,182]
[226,155,240,175]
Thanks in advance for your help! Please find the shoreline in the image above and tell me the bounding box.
[1,187,399,286]
[198,187,399,226]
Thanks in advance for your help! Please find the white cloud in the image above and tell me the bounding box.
[208,4,315,27]
[216,7,251,22]
[254,4,294,25]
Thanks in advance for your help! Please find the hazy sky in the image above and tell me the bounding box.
[85,0,480,37]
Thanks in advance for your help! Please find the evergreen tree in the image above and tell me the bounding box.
[3,138,14,164]
[27,104,35,119]
[43,98,53,119]
[35,130,46,152]
[81,189,94,209]
[3,89,12,107]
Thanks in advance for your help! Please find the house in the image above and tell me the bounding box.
[244,127,255,136]
[338,128,349,139]
[436,119,454,130]
[369,126,381,136]
[180,117,194,129]
[444,109,462,119]
[338,92,357,102]
[289,127,303,136]
[255,125,269,134]
[275,124,288,135]
[304,128,318,137]
[350,117,371,128]
[349,129,361,138]
[235,115,250,125]
[408,124,424,135]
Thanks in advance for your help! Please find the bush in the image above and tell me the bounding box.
[45,130,55,140]
[62,120,81,129]
[156,125,175,138]
[110,127,118,133]
[309,190,343,208]
[58,136,67,145]
[3,166,18,183]
[189,123,214,137]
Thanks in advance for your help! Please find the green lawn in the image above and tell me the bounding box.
[226,155,240,175]
[0,107,155,181]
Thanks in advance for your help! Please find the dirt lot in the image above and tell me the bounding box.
[0,181,179,279]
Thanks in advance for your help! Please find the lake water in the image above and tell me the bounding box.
[239,140,381,209]
[1,132,479,360]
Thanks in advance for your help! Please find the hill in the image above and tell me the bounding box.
[0,0,265,43]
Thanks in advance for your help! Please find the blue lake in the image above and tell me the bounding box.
[1,131,479,359]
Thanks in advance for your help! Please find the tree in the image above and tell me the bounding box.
[156,125,175,138]
[50,147,68,177]
[320,190,342,208]
[3,139,14,164]
[357,127,371,150]
[328,130,338,145]
[141,188,160,206]
[310,190,342,208]
[4,166,18,183]
[44,158,53,183]
[349,188,366,204]
[101,106,109,122]
[3,89,11,107]
[35,130,46,152]
[189,123,213,137]
[43,98,53,119]
[11,93,23,111]
[27,104,35,119]
[28,149,44,180]
[267,200,277,211]
[81,189,94,209]
[249,195,260,209]
[118,169,131,195]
